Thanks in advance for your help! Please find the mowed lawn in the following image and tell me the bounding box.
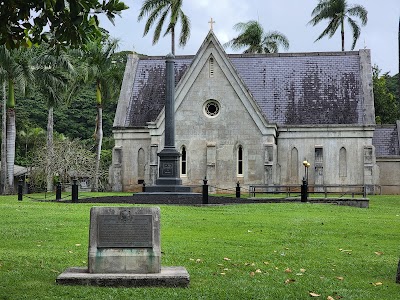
[0,195,399,299]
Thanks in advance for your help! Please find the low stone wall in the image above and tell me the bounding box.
[73,194,368,208]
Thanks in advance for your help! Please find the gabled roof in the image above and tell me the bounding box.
[116,32,373,128]
[373,123,400,156]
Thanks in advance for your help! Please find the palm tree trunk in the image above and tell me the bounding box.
[93,83,103,192]
[1,81,7,194]
[341,16,345,51]
[6,79,15,193]
[93,104,103,192]
[46,106,54,192]
[171,26,175,55]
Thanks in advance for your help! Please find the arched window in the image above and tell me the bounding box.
[181,146,187,176]
[290,147,298,182]
[339,147,347,177]
[237,145,243,176]
[138,148,145,180]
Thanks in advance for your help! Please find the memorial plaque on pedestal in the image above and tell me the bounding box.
[88,207,161,274]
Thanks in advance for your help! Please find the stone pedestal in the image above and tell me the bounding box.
[57,206,189,287]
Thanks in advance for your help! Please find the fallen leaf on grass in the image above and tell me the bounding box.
[309,292,320,297]
[339,249,352,254]
[68,250,73,253]
[371,282,383,286]
[263,261,269,265]
[300,268,306,273]
[255,269,262,273]
[196,259,202,263]
[374,251,384,256]
[327,296,335,300]
[220,272,226,275]
[75,244,81,247]
[250,272,255,276]
[217,263,224,266]
[336,276,344,281]
[284,279,296,284]
[285,268,292,273]
[223,257,231,261]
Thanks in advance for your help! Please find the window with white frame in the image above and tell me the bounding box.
[181,146,187,176]
[237,145,243,176]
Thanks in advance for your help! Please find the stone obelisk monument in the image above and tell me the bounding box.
[146,54,190,193]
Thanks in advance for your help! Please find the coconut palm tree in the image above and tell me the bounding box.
[82,37,120,191]
[0,46,33,193]
[309,0,368,51]
[31,45,75,191]
[1,81,7,194]
[138,0,191,55]
[224,20,289,54]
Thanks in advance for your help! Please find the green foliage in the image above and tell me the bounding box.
[224,20,289,54]
[138,0,191,54]
[0,0,128,49]
[0,196,399,299]
[373,66,399,124]
[386,73,399,106]
[309,0,368,51]
[15,88,116,142]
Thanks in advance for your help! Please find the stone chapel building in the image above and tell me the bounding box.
[110,31,400,194]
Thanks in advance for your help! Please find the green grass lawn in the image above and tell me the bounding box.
[0,195,399,299]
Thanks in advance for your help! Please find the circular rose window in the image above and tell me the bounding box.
[203,100,220,118]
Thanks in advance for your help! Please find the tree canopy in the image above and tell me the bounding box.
[224,20,289,54]
[138,0,191,55]
[0,0,128,49]
[309,0,367,51]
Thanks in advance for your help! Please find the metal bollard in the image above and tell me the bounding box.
[56,181,62,201]
[236,182,241,198]
[71,179,78,203]
[142,182,146,192]
[202,177,208,204]
[18,178,23,201]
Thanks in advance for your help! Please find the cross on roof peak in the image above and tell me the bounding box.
[208,17,215,31]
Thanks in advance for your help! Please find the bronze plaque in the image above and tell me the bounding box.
[97,214,153,248]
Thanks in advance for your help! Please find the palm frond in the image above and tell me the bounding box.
[347,17,361,50]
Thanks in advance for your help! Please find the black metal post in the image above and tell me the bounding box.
[236,182,241,198]
[396,259,400,283]
[71,179,78,203]
[301,177,308,202]
[202,177,208,204]
[56,181,62,201]
[17,178,23,201]
[142,182,146,192]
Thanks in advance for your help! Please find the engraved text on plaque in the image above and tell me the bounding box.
[97,214,153,248]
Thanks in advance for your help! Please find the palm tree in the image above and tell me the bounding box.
[0,46,33,193]
[309,0,368,51]
[1,81,7,194]
[83,37,121,191]
[138,0,191,55]
[31,45,74,191]
[224,20,289,54]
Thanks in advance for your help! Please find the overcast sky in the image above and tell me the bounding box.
[100,0,399,75]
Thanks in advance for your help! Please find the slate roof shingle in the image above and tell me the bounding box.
[125,52,363,127]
